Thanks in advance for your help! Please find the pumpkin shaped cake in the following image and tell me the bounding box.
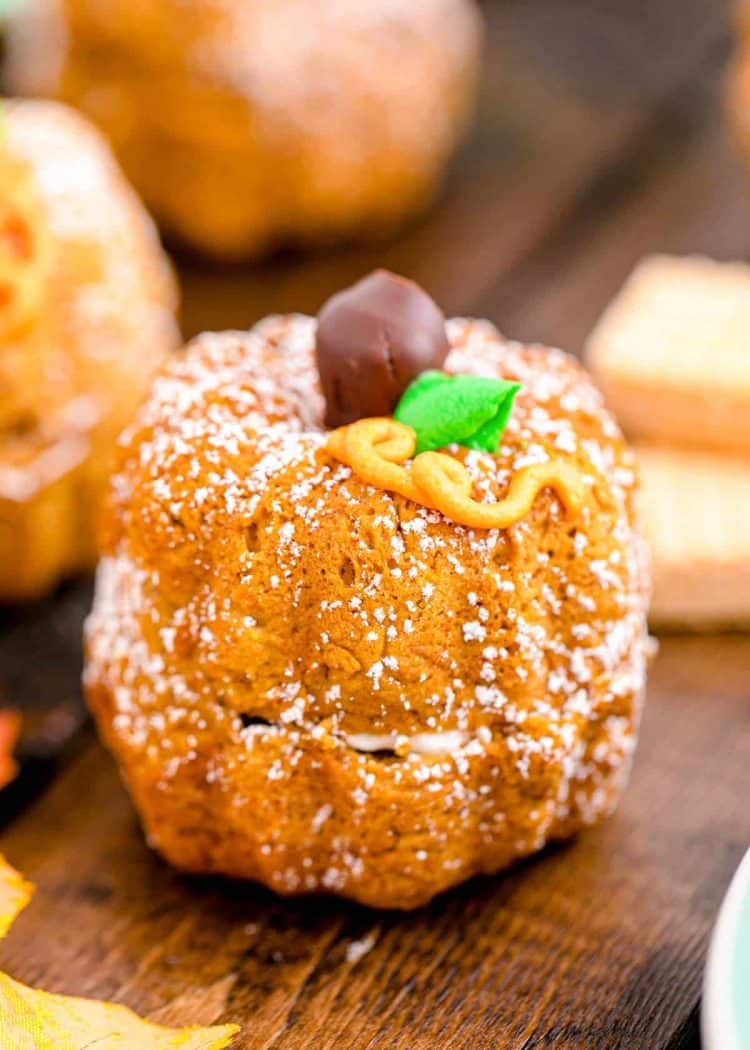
[8,0,483,259]
[0,99,179,601]
[84,272,650,909]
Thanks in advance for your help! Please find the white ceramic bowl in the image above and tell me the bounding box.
[703,847,750,1050]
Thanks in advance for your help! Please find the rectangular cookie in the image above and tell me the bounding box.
[586,255,750,451]
[638,446,750,628]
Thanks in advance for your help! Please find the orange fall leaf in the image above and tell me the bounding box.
[0,708,21,790]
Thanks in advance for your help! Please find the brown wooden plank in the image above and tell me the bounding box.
[0,582,91,827]
[1,636,748,1049]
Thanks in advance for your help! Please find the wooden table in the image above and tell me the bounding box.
[2,1,750,1046]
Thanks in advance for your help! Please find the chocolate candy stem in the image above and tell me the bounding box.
[315,269,449,428]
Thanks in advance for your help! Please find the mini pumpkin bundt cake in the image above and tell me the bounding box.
[8,0,483,259]
[84,271,650,909]
[0,99,179,601]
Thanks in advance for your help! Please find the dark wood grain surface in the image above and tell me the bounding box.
[2,1,750,1047]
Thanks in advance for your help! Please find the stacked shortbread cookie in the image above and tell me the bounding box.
[587,254,750,628]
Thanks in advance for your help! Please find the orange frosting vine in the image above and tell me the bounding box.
[327,417,586,529]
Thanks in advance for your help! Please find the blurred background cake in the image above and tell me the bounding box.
[0,99,178,601]
[6,0,483,260]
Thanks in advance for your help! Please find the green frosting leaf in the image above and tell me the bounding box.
[394,371,521,454]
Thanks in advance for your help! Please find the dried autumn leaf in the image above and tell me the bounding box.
[0,708,21,790]
[0,976,240,1049]
[0,853,33,939]
[0,855,238,1047]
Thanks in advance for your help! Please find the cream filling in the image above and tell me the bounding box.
[343,730,469,756]
[240,719,472,757]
